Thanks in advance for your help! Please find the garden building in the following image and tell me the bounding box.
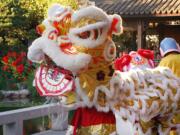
[92,0,180,59]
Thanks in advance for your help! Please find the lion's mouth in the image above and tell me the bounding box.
[44,55,73,76]
[35,65,74,96]
[35,55,74,96]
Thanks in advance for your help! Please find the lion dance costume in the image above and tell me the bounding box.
[27,0,180,135]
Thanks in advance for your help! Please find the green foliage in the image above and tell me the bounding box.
[0,0,46,56]
[47,0,78,10]
[0,0,78,57]
[26,70,39,98]
[0,68,18,90]
[0,0,47,91]
[113,31,137,53]
[24,116,50,134]
[0,0,95,92]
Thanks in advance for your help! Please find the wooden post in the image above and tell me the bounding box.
[3,121,23,135]
[137,20,143,49]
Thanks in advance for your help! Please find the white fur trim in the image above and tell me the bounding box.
[48,4,71,19]
[68,27,108,48]
[68,5,111,48]
[50,8,72,22]
[109,14,123,35]
[110,67,180,131]
[93,86,112,112]
[75,77,93,107]
[103,39,116,61]
[48,4,62,17]
[28,38,45,63]
[114,110,134,135]
[66,125,74,135]
[70,22,108,34]
[28,37,91,73]
[41,19,56,36]
[72,6,109,23]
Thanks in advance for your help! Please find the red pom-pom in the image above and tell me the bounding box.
[36,24,45,35]
[114,54,132,71]
[137,49,154,60]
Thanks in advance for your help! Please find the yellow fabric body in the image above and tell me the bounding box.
[159,53,180,78]
[63,91,77,105]
[139,117,178,135]
[159,53,180,125]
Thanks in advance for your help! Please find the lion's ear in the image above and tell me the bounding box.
[109,14,123,35]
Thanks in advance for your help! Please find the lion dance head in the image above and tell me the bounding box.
[27,3,122,102]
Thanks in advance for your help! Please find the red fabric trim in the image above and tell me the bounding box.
[36,25,43,35]
[39,67,71,94]
[35,66,75,96]
[114,54,132,71]
[71,107,115,127]
[109,17,119,35]
[138,49,154,60]
[35,79,44,96]
[72,108,81,135]
[111,18,119,33]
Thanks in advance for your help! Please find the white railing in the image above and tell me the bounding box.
[0,103,67,135]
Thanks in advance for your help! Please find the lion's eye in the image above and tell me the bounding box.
[77,31,90,39]
[93,29,98,40]
[77,28,103,40]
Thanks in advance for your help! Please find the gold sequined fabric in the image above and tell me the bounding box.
[79,61,112,102]
[78,43,113,105]
[77,124,116,135]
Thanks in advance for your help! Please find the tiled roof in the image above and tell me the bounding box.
[94,0,180,17]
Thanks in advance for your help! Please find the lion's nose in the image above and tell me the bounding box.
[58,36,78,55]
